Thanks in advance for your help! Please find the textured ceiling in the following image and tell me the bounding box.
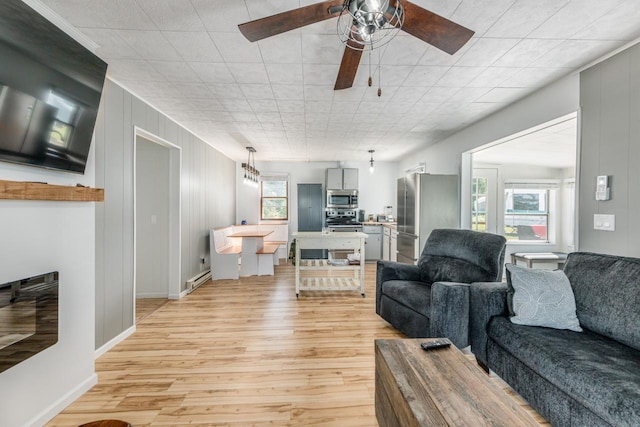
[39,0,640,163]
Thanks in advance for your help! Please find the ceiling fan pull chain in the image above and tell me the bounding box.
[378,48,382,97]
[368,48,372,87]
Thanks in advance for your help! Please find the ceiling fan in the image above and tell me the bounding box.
[238,0,474,91]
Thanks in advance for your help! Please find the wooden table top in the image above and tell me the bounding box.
[228,230,273,238]
[375,339,540,427]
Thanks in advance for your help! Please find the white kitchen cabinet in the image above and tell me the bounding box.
[326,168,358,190]
[383,227,390,261]
[390,229,398,262]
[363,225,382,260]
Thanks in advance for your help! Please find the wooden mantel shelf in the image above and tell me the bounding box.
[0,180,104,202]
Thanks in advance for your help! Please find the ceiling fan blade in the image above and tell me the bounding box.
[400,1,474,55]
[238,0,344,42]
[334,40,364,90]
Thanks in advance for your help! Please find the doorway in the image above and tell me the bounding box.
[462,112,578,253]
[134,128,181,322]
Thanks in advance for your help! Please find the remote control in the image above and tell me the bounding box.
[420,339,451,351]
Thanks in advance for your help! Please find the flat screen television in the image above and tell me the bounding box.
[0,0,107,174]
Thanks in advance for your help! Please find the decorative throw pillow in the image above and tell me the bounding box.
[506,264,582,332]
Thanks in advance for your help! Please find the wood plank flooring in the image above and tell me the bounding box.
[47,263,548,426]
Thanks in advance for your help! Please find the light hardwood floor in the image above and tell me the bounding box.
[47,263,548,426]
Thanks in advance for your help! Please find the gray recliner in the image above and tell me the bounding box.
[375,228,506,348]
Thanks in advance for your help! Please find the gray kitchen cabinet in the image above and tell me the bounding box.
[363,224,382,260]
[342,168,358,190]
[297,183,324,259]
[326,168,343,190]
[326,168,358,190]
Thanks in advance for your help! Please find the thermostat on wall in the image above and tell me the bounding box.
[595,175,610,201]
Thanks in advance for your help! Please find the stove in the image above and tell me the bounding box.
[325,208,362,232]
[327,224,362,232]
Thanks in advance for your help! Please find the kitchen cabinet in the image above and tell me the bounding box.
[363,225,382,260]
[326,168,358,190]
[390,229,398,262]
[383,227,390,261]
[297,183,324,258]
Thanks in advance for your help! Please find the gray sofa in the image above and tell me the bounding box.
[376,228,506,348]
[470,252,640,427]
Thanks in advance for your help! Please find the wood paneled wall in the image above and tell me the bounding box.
[579,43,640,257]
[93,79,236,349]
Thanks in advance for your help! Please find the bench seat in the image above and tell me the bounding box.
[219,246,241,255]
[256,244,279,255]
[210,227,241,280]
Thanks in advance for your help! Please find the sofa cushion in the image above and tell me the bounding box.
[488,316,640,426]
[380,280,431,318]
[418,229,506,284]
[506,264,582,332]
[563,252,640,351]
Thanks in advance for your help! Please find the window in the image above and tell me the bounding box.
[261,178,288,220]
[504,183,555,241]
[46,90,78,148]
[471,177,487,232]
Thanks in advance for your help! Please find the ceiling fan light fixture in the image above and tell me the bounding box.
[338,0,403,51]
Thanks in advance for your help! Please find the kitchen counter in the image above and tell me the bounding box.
[363,221,397,229]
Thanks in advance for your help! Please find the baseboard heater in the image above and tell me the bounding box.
[186,270,211,293]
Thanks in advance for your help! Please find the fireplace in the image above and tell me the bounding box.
[0,272,58,373]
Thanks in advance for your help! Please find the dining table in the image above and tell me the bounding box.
[228,229,273,276]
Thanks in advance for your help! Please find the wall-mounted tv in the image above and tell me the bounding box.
[0,0,107,174]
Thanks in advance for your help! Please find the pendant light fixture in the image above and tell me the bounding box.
[369,149,375,174]
[242,146,260,187]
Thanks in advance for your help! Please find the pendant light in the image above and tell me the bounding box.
[369,149,375,174]
[242,147,260,187]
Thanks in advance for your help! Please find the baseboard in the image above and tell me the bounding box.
[169,288,188,299]
[94,324,136,359]
[26,372,98,427]
[136,292,169,298]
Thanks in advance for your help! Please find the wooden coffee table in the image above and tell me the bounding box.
[375,339,540,427]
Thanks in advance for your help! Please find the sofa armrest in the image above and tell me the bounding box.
[469,281,509,368]
[376,260,420,314]
[430,281,470,349]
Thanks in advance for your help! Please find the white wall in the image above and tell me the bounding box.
[236,160,399,237]
[0,153,97,426]
[398,75,580,177]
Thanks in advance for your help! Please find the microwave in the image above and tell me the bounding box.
[327,189,358,208]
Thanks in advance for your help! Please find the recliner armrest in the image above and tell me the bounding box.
[430,281,470,349]
[376,260,420,313]
[469,281,509,368]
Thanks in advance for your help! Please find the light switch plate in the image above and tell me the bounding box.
[594,214,615,231]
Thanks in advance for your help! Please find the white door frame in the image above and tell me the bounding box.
[133,127,182,320]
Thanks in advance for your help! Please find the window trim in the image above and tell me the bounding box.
[260,178,289,221]
[503,180,559,244]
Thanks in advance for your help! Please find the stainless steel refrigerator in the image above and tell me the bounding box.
[396,174,459,264]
